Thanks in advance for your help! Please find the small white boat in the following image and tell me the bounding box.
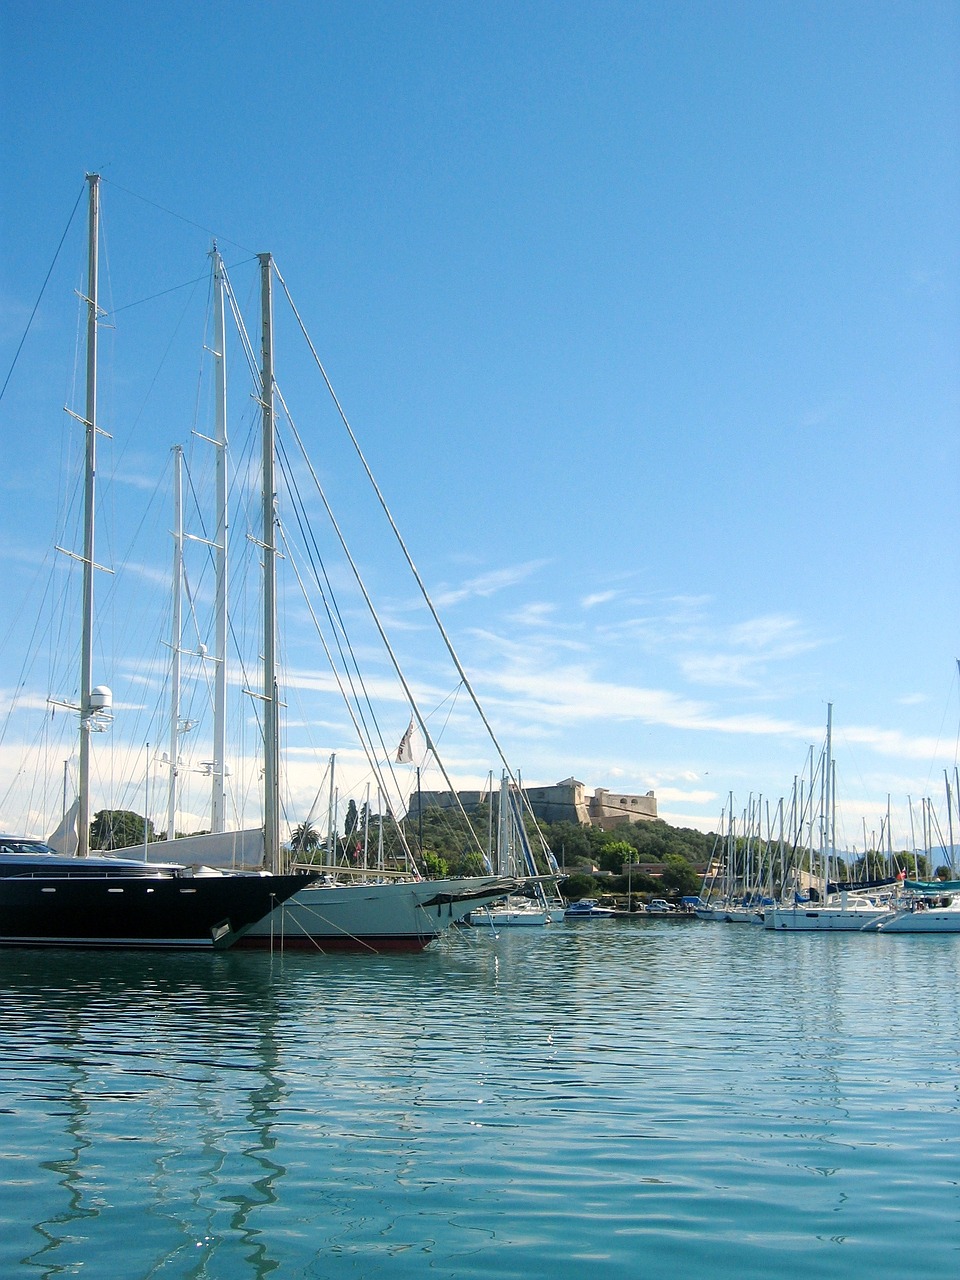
[563,898,616,919]
[871,889,960,933]
[468,897,552,928]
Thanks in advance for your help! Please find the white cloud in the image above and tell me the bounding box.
[507,601,557,627]
[727,614,807,651]
[654,786,718,805]
[581,590,619,609]
[679,653,756,688]
[431,559,548,608]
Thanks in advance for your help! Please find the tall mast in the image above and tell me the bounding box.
[77,173,101,859]
[211,248,229,833]
[259,253,280,872]
[498,772,511,877]
[945,770,956,877]
[823,703,833,894]
[326,752,336,863]
[166,444,184,841]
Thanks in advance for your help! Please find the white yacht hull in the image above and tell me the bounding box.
[873,900,960,933]
[467,902,552,927]
[696,905,762,924]
[237,876,519,952]
[764,903,892,931]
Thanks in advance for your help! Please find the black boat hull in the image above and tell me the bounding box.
[0,871,314,950]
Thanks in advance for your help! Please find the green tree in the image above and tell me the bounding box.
[423,850,450,878]
[659,852,700,898]
[559,872,598,900]
[542,820,597,867]
[344,799,359,837]
[291,821,321,857]
[90,809,154,851]
[597,840,634,874]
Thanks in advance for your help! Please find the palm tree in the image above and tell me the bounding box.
[290,820,321,859]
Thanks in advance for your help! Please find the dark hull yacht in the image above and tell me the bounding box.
[0,837,315,950]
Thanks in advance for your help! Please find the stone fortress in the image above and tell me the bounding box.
[411,777,657,829]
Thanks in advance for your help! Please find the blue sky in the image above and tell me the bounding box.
[1,2,958,852]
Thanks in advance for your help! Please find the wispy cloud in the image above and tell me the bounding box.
[112,470,164,493]
[507,601,557,627]
[581,590,619,609]
[727,614,808,652]
[431,560,548,608]
[679,654,757,688]
[840,723,947,761]
[473,654,947,764]
[679,614,824,689]
[655,786,718,805]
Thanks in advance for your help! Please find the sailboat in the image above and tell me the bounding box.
[764,706,897,932]
[465,774,555,928]
[232,261,529,950]
[0,175,313,949]
[97,211,531,951]
[694,797,765,923]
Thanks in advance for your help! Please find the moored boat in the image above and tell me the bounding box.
[563,898,616,919]
[10,178,559,957]
[466,896,553,929]
[870,881,960,933]
[0,836,313,949]
[763,891,894,932]
[238,874,521,951]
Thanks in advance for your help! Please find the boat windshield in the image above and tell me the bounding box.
[0,838,58,855]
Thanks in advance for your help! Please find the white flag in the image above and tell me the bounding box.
[396,715,416,764]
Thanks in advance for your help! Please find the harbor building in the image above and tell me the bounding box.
[410,777,657,828]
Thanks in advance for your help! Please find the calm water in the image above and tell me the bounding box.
[1,920,957,1279]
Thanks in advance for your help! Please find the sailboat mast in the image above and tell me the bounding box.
[823,703,833,894]
[498,772,510,878]
[259,253,280,873]
[327,752,336,863]
[166,444,184,841]
[77,173,100,860]
[211,248,229,833]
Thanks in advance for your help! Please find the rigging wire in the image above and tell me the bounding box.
[273,388,487,860]
[0,183,86,406]
[100,177,257,255]
[272,262,554,859]
[276,517,418,870]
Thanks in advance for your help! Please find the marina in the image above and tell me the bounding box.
[2,11,957,1278]
[0,920,955,1278]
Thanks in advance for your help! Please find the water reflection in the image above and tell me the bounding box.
[30,1016,97,1275]
[0,927,957,1280]
[0,951,288,1279]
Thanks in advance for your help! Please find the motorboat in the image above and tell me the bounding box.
[0,836,313,949]
[563,898,616,919]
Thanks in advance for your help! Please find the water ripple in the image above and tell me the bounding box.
[0,925,957,1277]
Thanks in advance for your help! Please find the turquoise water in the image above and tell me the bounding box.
[1,920,957,1278]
